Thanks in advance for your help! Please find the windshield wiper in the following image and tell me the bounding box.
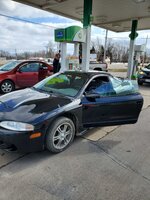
[32,87,53,94]
[32,87,45,92]
[0,101,11,108]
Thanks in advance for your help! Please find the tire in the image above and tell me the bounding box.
[138,79,143,85]
[0,80,15,94]
[94,68,102,71]
[46,117,75,153]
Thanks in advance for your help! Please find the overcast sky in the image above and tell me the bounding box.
[0,0,150,55]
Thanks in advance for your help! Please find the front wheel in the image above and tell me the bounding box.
[0,80,15,94]
[138,79,143,85]
[46,117,75,153]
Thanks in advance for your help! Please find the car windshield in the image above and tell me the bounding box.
[0,61,21,71]
[146,64,150,70]
[33,72,89,97]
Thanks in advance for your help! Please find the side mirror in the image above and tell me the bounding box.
[85,92,100,99]
[39,66,48,70]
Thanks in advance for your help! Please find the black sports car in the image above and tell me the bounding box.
[138,64,150,85]
[0,71,143,153]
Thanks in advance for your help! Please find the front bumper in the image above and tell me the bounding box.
[138,75,150,83]
[138,72,150,83]
[0,127,45,153]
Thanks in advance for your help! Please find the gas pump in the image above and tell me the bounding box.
[133,44,146,74]
[54,26,86,71]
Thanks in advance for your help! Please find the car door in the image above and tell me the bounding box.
[81,75,143,127]
[38,63,49,81]
[16,62,40,87]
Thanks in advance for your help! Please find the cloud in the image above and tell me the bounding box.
[0,0,16,12]
[0,0,150,56]
[0,0,82,53]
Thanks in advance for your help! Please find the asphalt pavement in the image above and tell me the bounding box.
[0,75,150,200]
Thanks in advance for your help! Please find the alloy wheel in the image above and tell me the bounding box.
[52,122,73,150]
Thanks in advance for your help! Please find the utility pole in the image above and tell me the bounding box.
[15,49,18,60]
[104,29,108,62]
[142,35,148,66]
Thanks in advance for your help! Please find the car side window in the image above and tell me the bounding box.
[109,77,138,96]
[20,63,40,72]
[146,64,150,69]
[39,63,48,69]
[85,76,115,97]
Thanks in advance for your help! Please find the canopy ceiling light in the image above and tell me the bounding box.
[133,0,145,3]
[112,23,121,28]
[123,27,131,31]
[95,15,107,23]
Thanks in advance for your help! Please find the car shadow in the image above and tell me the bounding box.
[0,136,121,174]
[139,83,150,88]
[95,139,121,154]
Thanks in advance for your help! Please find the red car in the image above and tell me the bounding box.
[0,60,53,93]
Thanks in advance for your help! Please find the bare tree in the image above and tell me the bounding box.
[91,37,130,63]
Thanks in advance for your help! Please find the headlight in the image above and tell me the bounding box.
[0,121,34,131]
[139,71,145,75]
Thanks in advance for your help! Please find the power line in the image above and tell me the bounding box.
[1,13,149,40]
[107,37,150,40]
[0,13,57,29]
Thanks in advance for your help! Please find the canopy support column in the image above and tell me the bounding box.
[74,43,79,57]
[127,20,138,79]
[82,0,93,72]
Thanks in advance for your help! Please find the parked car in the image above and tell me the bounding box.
[89,61,108,72]
[0,60,53,93]
[137,64,150,85]
[0,71,143,153]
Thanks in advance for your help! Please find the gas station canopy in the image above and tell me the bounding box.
[13,0,150,32]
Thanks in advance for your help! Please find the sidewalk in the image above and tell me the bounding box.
[0,85,150,200]
[0,106,150,200]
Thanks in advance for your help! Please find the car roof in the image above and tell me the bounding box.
[14,59,47,63]
[64,70,112,78]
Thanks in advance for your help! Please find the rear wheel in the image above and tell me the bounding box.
[94,68,102,71]
[46,117,75,153]
[0,80,15,93]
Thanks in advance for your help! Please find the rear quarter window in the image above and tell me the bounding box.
[110,77,139,96]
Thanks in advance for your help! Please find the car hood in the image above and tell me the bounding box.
[142,68,150,73]
[0,71,9,75]
[0,88,73,123]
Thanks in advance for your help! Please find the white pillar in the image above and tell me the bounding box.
[82,26,91,72]
[60,43,67,72]
[74,43,79,57]
[127,40,135,78]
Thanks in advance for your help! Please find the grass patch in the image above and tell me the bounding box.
[108,68,127,72]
